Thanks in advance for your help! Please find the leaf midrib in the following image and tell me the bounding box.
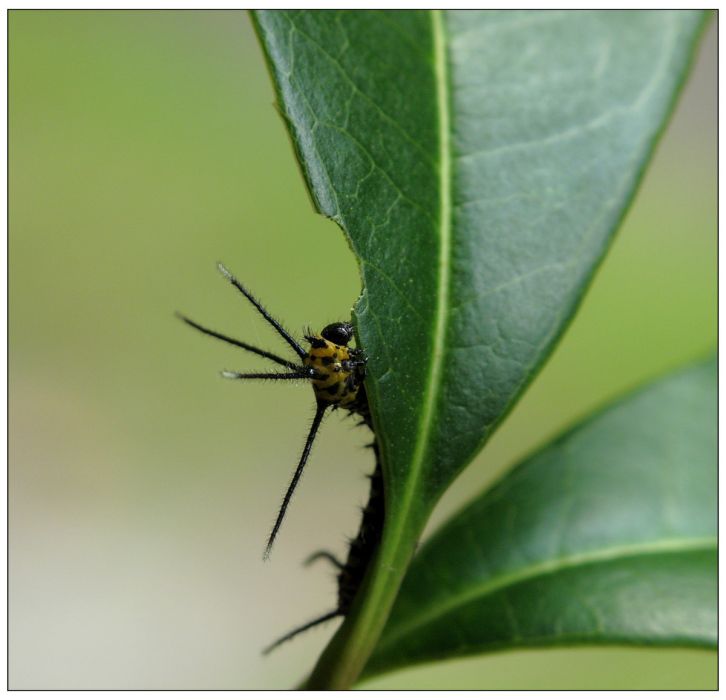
[374,536,716,653]
[388,9,452,528]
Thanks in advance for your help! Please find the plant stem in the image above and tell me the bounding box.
[302,511,424,689]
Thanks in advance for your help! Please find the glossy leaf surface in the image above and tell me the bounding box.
[364,359,716,678]
[253,10,707,687]
[254,8,704,521]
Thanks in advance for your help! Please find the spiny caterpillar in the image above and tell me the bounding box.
[179,263,384,651]
[264,446,383,653]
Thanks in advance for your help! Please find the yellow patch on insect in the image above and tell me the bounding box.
[304,338,359,406]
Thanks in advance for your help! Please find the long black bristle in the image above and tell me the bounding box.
[304,550,344,570]
[176,312,299,369]
[262,609,341,655]
[221,369,311,381]
[264,401,328,559]
[217,263,307,360]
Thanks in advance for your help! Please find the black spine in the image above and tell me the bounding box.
[335,440,384,615]
[263,383,385,652]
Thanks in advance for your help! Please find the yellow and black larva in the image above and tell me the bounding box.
[179,263,384,652]
[264,406,384,653]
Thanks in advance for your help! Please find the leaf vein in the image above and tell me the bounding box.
[290,21,437,168]
[377,537,716,652]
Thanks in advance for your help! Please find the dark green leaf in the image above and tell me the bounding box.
[254,9,705,513]
[252,10,707,687]
[364,359,716,679]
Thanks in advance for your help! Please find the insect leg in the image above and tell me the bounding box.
[264,401,327,559]
[217,263,307,360]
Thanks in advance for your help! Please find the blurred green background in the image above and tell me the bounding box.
[9,10,715,690]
